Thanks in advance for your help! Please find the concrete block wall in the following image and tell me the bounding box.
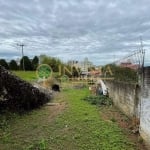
[105,80,139,118]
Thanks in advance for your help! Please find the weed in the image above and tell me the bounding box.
[26,139,47,150]
[82,95,113,106]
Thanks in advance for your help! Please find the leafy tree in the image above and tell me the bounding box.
[0,59,9,69]
[32,56,39,70]
[20,56,32,71]
[41,55,62,72]
[9,60,18,70]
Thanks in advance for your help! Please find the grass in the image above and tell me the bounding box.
[0,72,139,149]
[0,86,137,150]
[12,71,60,82]
[12,71,37,81]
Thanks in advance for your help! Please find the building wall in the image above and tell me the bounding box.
[140,67,150,148]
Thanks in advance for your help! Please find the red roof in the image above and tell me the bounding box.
[120,62,139,70]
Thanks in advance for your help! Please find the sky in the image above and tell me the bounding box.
[0,0,150,66]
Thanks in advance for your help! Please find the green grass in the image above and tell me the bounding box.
[0,87,136,150]
[12,71,60,82]
[12,71,37,81]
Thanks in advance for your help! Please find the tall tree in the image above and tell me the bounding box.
[20,56,32,71]
[0,59,9,69]
[9,60,18,70]
[32,56,39,70]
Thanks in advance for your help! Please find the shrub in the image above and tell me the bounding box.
[82,95,113,106]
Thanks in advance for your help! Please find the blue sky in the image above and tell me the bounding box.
[0,0,150,65]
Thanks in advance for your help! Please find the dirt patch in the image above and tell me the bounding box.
[44,92,67,121]
[45,102,67,122]
[100,106,147,150]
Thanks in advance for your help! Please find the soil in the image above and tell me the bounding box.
[100,106,148,150]
[45,102,67,122]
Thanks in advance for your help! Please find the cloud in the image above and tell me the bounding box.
[0,0,149,65]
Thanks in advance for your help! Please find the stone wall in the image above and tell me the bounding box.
[140,67,150,148]
[105,81,140,118]
[0,65,51,111]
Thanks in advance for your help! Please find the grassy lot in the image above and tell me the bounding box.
[12,71,60,82]
[0,72,145,149]
[0,86,139,150]
[12,71,37,81]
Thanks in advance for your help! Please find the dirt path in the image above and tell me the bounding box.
[45,102,66,122]
[45,92,68,122]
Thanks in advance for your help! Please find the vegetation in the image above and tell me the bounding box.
[82,95,113,106]
[0,66,144,149]
[40,55,81,78]
[40,55,62,72]
[20,56,33,71]
[102,64,138,83]
[0,70,137,150]
[12,71,37,81]
[32,56,39,70]
[0,55,81,79]
[0,55,39,71]
[0,59,9,69]
[9,60,18,70]
[0,87,137,150]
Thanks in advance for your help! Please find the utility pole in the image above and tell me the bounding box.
[17,43,25,71]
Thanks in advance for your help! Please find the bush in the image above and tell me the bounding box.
[0,59,9,70]
[82,95,113,106]
[102,64,138,83]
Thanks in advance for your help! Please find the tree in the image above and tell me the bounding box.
[0,59,9,69]
[41,55,62,72]
[20,56,32,71]
[9,60,18,70]
[32,56,39,70]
